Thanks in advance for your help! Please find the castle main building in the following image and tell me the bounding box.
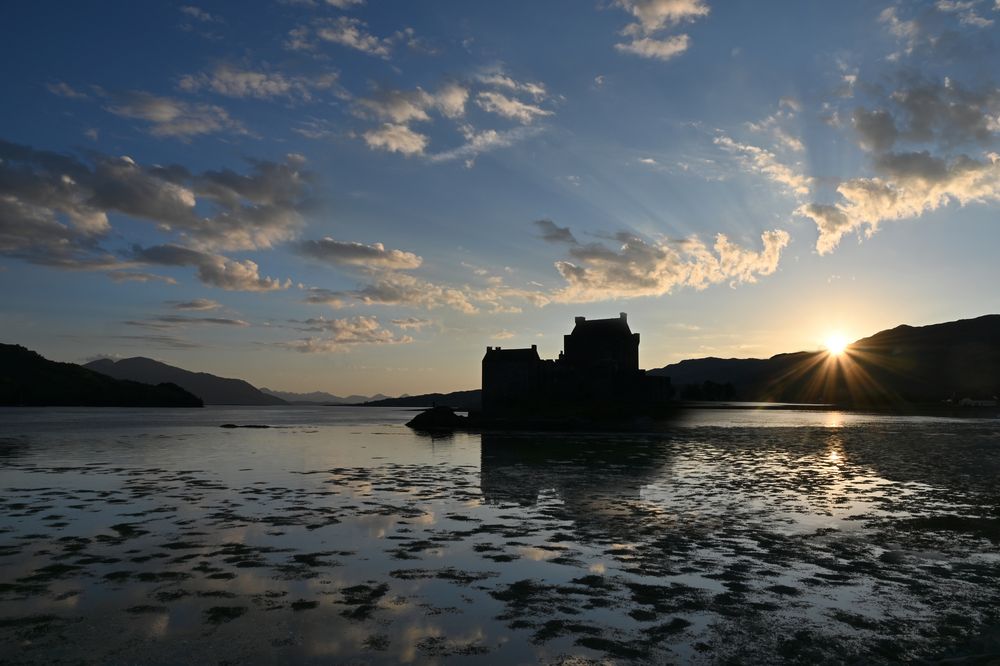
[482,313,672,417]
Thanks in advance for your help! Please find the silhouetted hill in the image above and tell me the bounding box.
[85,357,286,406]
[259,388,388,404]
[650,315,1000,407]
[0,344,202,407]
[362,389,481,410]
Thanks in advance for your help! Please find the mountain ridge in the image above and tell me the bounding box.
[85,357,286,406]
[1,344,202,407]
[649,314,1000,406]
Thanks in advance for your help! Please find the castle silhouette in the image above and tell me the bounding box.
[482,313,672,418]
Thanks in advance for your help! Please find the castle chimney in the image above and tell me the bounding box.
[531,344,537,351]
[620,312,627,321]
[575,316,585,324]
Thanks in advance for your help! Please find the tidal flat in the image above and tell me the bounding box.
[1,406,999,664]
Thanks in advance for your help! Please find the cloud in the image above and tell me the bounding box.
[476,92,553,124]
[614,34,690,60]
[547,226,790,302]
[613,0,708,61]
[179,5,220,22]
[304,270,549,315]
[131,244,290,291]
[105,91,245,139]
[616,0,710,34]
[363,123,429,155]
[355,84,469,124]
[745,100,805,152]
[0,141,310,259]
[476,73,547,99]
[714,135,812,196]
[427,125,541,166]
[167,298,222,311]
[800,77,1000,253]
[353,75,550,160]
[46,82,88,99]
[279,315,412,353]
[106,270,178,284]
[935,0,994,27]
[391,317,431,330]
[297,237,423,269]
[534,219,578,244]
[125,314,249,328]
[304,272,478,313]
[434,83,470,119]
[288,17,393,57]
[177,64,341,102]
[852,108,899,152]
[798,151,1000,254]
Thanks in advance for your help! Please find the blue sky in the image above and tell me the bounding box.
[2,0,999,394]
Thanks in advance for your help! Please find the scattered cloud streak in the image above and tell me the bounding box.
[541,222,790,302]
[297,237,423,269]
[279,315,412,353]
[613,0,710,61]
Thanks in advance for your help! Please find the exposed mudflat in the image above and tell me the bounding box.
[1,406,998,664]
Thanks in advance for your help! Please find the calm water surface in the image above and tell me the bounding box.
[1,406,999,664]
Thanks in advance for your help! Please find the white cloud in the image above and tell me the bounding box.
[280,315,412,353]
[476,91,553,124]
[0,141,310,283]
[745,100,806,153]
[179,5,220,22]
[476,73,547,99]
[178,64,340,102]
[363,123,429,155]
[106,270,178,285]
[434,82,470,119]
[391,317,431,330]
[355,84,469,123]
[289,17,393,57]
[297,237,423,269]
[614,34,691,60]
[616,0,710,34]
[799,151,1000,254]
[106,91,244,139]
[132,244,290,291]
[547,227,790,302]
[800,77,1000,253]
[428,125,541,166]
[714,134,812,196]
[167,298,222,311]
[304,268,549,315]
[613,0,708,61]
[46,81,88,99]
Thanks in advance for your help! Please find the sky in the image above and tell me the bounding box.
[2,0,1000,396]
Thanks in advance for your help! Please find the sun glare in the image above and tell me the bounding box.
[825,333,849,356]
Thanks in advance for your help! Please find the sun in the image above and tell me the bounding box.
[824,333,849,356]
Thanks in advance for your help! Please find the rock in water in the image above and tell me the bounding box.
[405,406,467,430]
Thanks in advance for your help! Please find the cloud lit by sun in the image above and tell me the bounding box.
[825,333,849,356]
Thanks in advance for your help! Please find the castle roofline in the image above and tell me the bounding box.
[483,345,539,362]
[570,312,633,336]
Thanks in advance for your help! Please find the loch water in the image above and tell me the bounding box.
[1,406,999,664]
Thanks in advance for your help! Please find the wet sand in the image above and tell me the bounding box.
[1,407,999,664]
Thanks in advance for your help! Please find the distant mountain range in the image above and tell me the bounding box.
[361,389,482,410]
[649,314,1000,407]
[7,314,996,411]
[259,388,389,405]
[85,357,286,406]
[1,344,202,407]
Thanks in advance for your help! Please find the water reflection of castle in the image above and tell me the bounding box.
[482,313,672,417]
